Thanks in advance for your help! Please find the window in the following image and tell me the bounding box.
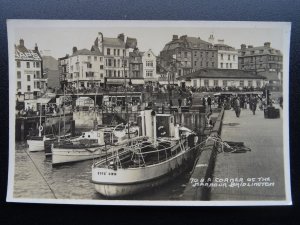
[146,61,153,67]
[184,52,188,58]
[123,49,126,56]
[240,80,244,87]
[256,80,261,87]
[221,54,223,60]
[27,85,31,92]
[26,62,30,68]
[204,80,209,87]
[194,61,197,66]
[214,80,219,86]
[260,50,264,54]
[100,65,103,69]
[17,61,21,68]
[36,62,40,67]
[108,59,112,67]
[108,70,112,77]
[118,71,120,77]
[251,51,255,55]
[146,71,153,77]
[194,52,197,57]
[117,49,120,56]
[220,63,223,68]
[37,81,40,89]
[206,62,209,67]
[248,80,253,87]
[212,62,215,67]
[17,81,21,90]
[228,55,230,60]
[193,80,197,87]
[233,55,236,60]
[114,49,116,55]
[123,60,127,67]
[114,59,116,67]
[36,71,40,78]
[107,48,111,55]
[87,63,92,68]
[223,80,227,87]
[88,56,91,61]
[17,71,21,79]
[226,63,228,69]
[230,63,232,68]
[114,71,116,77]
[212,52,214,57]
[27,75,31,81]
[94,56,97,61]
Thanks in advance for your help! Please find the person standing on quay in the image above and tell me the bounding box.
[178,95,182,108]
[250,95,257,115]
[233,96,241,117]
[207,96,212,112]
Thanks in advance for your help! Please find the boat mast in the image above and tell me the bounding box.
[63,85,66,140]
[39,103,42,137]
[123,55,130,139]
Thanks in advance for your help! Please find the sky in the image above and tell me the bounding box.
[8,20,289,59]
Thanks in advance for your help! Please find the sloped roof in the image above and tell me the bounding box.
[178,69,266,80]
[103,37,125,47]
[214,43,235,51]
[238,46,283,55]
[72,48,102,56]
[15,44,42,61]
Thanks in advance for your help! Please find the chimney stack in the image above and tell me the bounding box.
[19,39,24,47]
[248,45,253,48]
[264,42,271,48]
[241,44,246,50]
[172,35,178,41]
[34,43,38,51]
[72,46,77,53]
[118,33,125,42]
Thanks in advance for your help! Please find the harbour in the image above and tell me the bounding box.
[9,21,288,204]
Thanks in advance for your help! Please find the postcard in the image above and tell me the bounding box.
[7,20,291,206]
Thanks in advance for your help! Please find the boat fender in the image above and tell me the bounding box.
[39,125,43,132]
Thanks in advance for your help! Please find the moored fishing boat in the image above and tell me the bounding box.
[51,125,139,166]
[91,110,198,197]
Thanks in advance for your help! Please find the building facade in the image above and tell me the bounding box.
[67,47,104,88]
[142,49,157,83]
[15,39,47,99]
[129,48,143,79]
[159,35,218,80]
[58,54,69,84]
[238,42,283,78]
[213,40,238,70]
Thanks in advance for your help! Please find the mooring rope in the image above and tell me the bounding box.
[22,147,57,199]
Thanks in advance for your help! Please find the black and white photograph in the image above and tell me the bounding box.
[6,20,291,206]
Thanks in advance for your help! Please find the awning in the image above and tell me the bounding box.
[37,98,52,104]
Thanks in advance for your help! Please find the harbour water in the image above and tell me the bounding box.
[13,142,192,201]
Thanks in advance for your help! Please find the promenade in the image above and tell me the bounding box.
[210,106,286,200]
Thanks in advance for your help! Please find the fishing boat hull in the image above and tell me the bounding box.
[92,145,196,197]
[27,139,46,152]
[52,146,105,166]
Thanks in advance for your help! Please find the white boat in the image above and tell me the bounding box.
[27,134,56,152]
[51,126,139,166]
[91,110,198,197]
